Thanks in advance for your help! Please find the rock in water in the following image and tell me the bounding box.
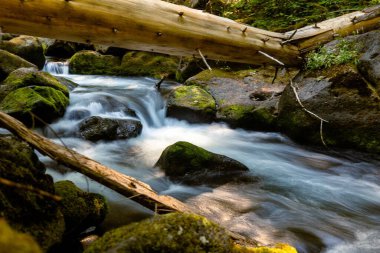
[0,36,45,69]
[79,116,142,141]
[155,141,249,185]
[0,50,37,81]
[167,85,216,123]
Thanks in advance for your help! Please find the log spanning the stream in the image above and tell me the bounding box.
[0,111,191,215]
[0,1,379,64]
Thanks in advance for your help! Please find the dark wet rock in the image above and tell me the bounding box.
[0,68,69,126]
[45,40,77,59]
[67,109,91,120]
[104,47,129,57]
[155,141,249,185]
[84,213,234,253]
[54,180,108,236]
[69,50,121,75]
[55,76,79,91]
[186,68,297,130]
[167,85,216,123]
[278,64,380,154]
[0,36,45,69]
[0,219,42,253]
[0,135,65,251]
[0,50,37,81]
[79,116,142,141]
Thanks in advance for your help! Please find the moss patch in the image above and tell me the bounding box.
[233,243,298,253]
[69,50,121,75]
[84,213,234,253]
[0,219,42,253]
[0,50,37,81]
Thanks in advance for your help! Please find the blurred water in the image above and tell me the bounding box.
[42,62,380,253]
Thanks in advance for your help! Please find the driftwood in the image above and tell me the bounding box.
[0,111,190,214]
[1,1,378,66]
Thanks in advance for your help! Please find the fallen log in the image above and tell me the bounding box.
[0,111,190,214]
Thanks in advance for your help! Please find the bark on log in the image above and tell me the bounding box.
[0,111,191,214]
[0,0,300,66]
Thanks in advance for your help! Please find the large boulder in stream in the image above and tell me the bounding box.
[54,180,108,236]
[0,68,70,126]
[69,50,121,75]
[0,135,65,251]
[167,85,216,123]
[0,36,45,69]
[155,141,249,185]
[185,68,298,130]
[79,116,142,142]
[277,63,380,154]
[0,49,37,81]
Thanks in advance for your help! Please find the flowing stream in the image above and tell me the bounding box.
[41,61,380,253]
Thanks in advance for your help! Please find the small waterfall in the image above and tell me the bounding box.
[43,60,69,75]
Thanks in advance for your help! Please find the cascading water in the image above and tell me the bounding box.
[42,61,380,253]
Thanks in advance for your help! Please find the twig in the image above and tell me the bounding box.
[197,49,212,71]
[258,51,285,66]
[0,176,62,202]
[290,80,329,147]
[272,67,279,84]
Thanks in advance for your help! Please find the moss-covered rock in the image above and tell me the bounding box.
[278,63,380,154]
[0,50,37,81]
[0,135,65,251]
[233,243,298,253]
[0,67,69,100]
[120,51,179,79]
[155,141,249,184]
[69,50,121,75]
[0,86,69,127]
[167,85,216,123]
[0,219,42,253]
[0,36,45,69]
[185,68,295,130]
[78,116,143,142]
[54,181,108,236]
[84,213,234,253]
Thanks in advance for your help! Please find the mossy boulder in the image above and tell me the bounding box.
[186,68,296,130]
[233,243,298,253]
[155,141,249,184]
[0,219,42,253]
[0,135,65,251]
[277,64,380,154]
[120,51,179,78]
[0,86,69,127]
[84,213,234,253]
[0,68,70,126]
[0,50,37,81]
[167,85,216,123]
[69,50,121,75]
[0,36,45,69]
[78,116,143,142]
[54,180,108,236]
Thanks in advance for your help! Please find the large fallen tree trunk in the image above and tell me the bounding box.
[0,111,190,215]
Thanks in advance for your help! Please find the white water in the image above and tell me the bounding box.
[42,62,380,253]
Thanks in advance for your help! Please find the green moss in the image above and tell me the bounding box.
[2,68,69,97]
[0,86,69,126]
[54,180,108,236]
[69,50,121,75]
[306,40,360,70]
[186,69,255,85]
[0,219,42,253]
[233,243,298,253]
[84,213,234,253]
[171,85,216,112]
[120,51,179,78]
[0,50,36,80]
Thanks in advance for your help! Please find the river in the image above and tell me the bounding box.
[41,61,380,253]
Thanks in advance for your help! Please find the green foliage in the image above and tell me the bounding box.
[306,40,359,70]
[223,0,377,31]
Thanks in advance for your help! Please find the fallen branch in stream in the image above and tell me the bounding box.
[290,80,329,147]
[0,111,255,246]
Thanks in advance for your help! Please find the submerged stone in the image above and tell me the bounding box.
[155,141,249,185]
[167,85,216,123]
[79,116,142,141]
